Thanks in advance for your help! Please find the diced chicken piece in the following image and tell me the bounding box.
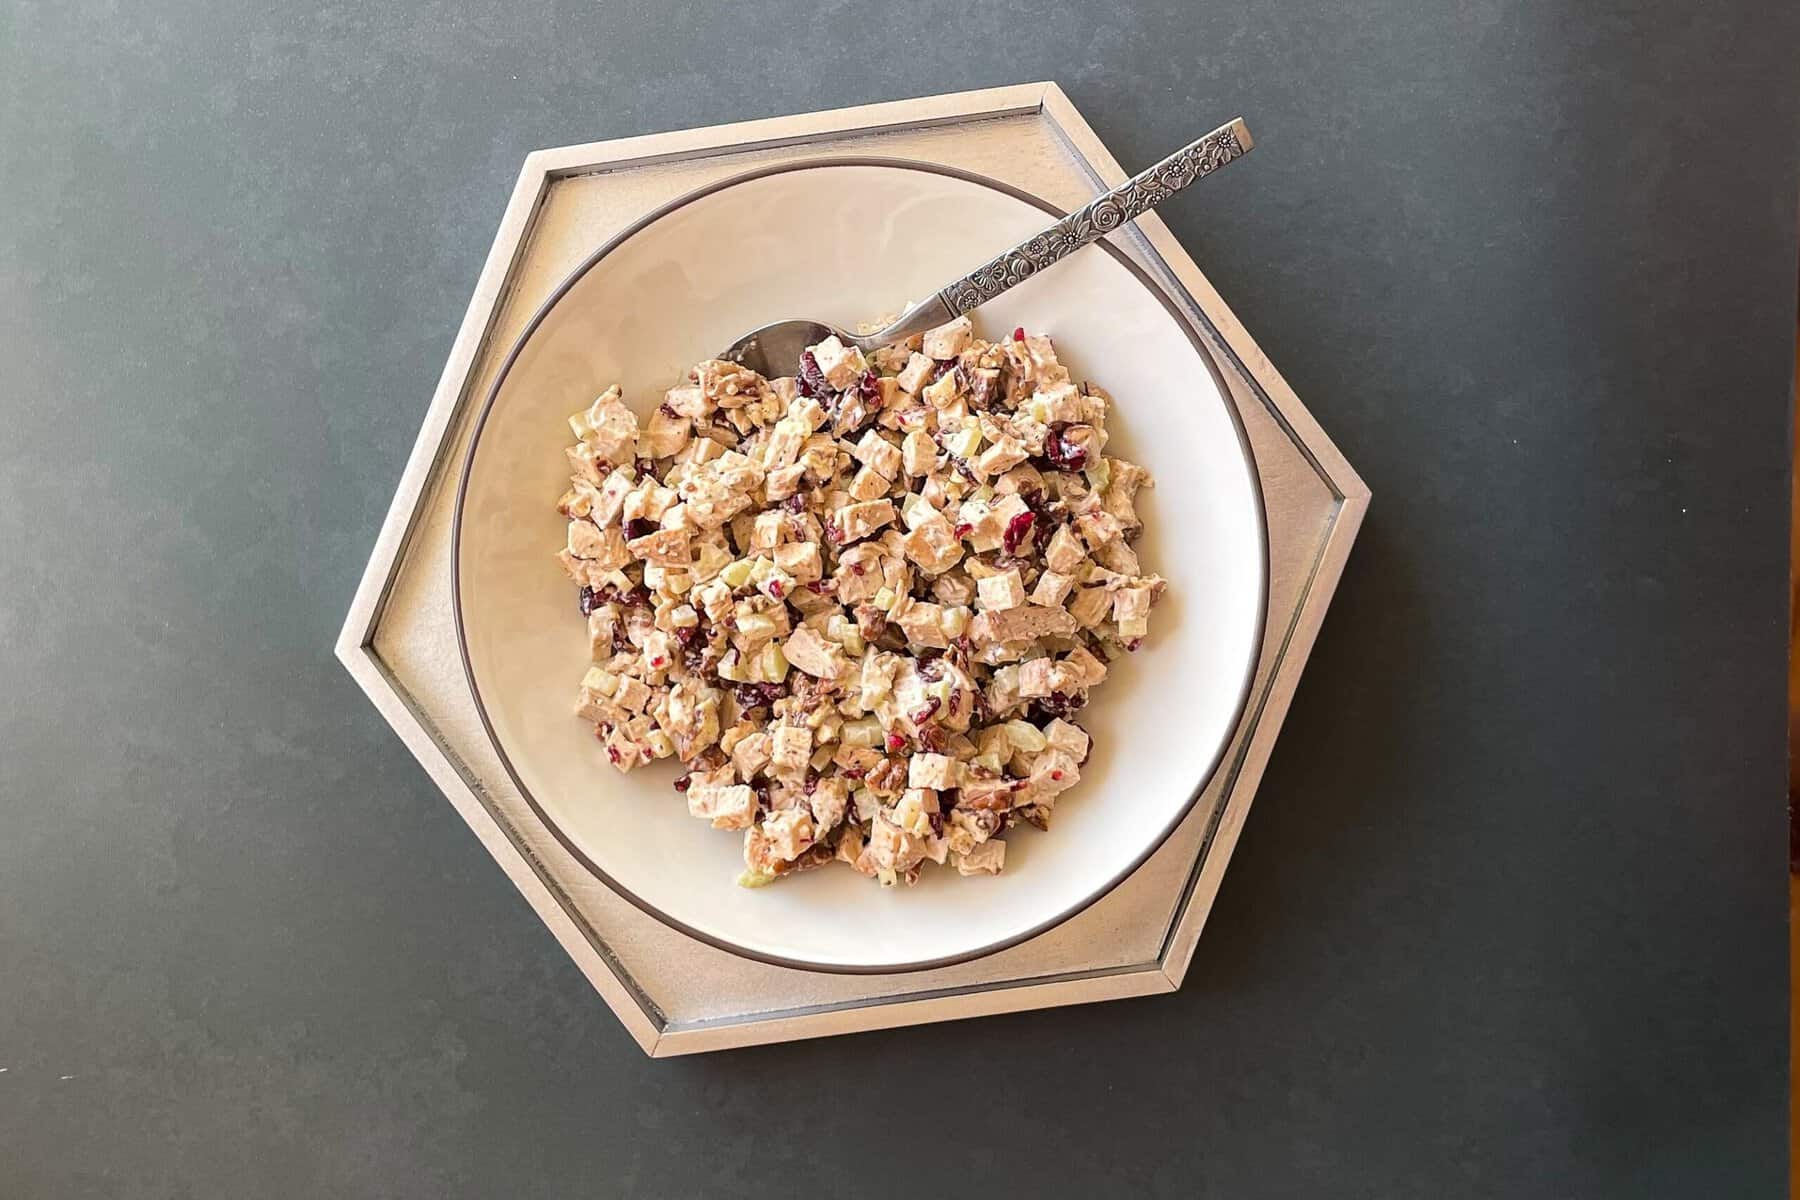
[853,430,904,480]
[921,369,963,410]
[899,492,938,533]
[640,630,677,675]
[977,569,1027,612]
[1029,748,1081,796]
[1030,570,1074,607]
[901,429,936,476]
[769,724,813,782]
[575,386,639,464]
[772,541,822,584]
[892,598,949,650]
[1043,524,1086,574]
[975,436,1028,477]
[946,806,1003,854]
[566,519,607,559]
[1094,539,1140,575]
[899,512,964,574]
[1044,718,1090,761]
[1018,656,1089,699]
[641,407,692,459]
[956,838,1006,876]
[557,480,601,520]
[921,315,973,360]
[565,443,608,485]
[1063,644,1109,687]
[782,625,848,681]
[896,352,937,394]
[663,383,710,420]
[760,809,816,861]
[810,335,867,389]
[627,527,690,567]
[932,572,975,607]
[1076,508,1125,551]
[688,782,758,830]
[1068,584,1114,629]
[832,544,885,604]
[764,462,808,501]
[831,498,896,544]
[969,604,1078,644]
[892,787,940,839]
[749,510,786,552]
[586,606,622,659]
[1059,424,1105,465]
[1031,380,1086,425]
[865,816,926,874]
[731,730,772,781]
[809,777,850,831]
[614,675,652,712]
[1113,585,1155,637]
[848,464,890,501]
[759,417,807,471]
[908,753,960,791]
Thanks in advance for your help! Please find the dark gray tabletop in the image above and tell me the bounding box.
[3,3,1795,1196]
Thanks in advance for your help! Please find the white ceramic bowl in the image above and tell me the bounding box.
[455,160,1266,972]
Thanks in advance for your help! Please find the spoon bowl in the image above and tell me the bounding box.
[719,117,1250,374]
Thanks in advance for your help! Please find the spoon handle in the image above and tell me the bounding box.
[935,118,1253,318]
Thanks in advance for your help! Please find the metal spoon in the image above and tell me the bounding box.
[719,117,1252,378]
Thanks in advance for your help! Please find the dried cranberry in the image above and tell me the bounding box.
[578,586,601,616]
[911,698,942,726]
[1012,326,1026,342]
[606,745,622,765]
[625,517,657,541]
[857,368,881,403]
[965,370,998,410]
[672,773,692,793]
[1002,510,1036,555]
[952,522,972,539]
[673,623,701,647]
[1044,427,1088,472]
[918,657,945,682]
[784,493,809,513]
[804,579,832,594]
[658,401,679,418]
[796,350,830,399]
[734,681,787,709]
[843,766,868,781]
[1027,691,1086,723]
[885,733,907,752]
[927,809,945,837]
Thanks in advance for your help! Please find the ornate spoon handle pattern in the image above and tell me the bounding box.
[937,118,1252,316]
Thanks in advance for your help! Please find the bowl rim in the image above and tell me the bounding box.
[452,155,1270,974]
